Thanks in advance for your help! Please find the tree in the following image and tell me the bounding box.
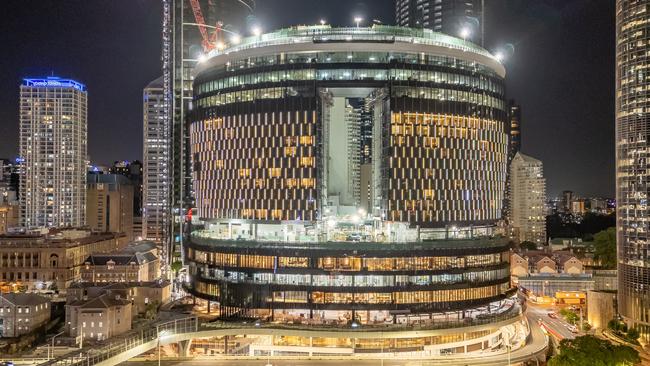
[626,328,640,342]
[593,227,617,269]
[520,241,538,251]
[171,260,183,274]
[548,335,640,366]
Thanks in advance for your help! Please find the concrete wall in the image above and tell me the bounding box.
[587,290,616,330]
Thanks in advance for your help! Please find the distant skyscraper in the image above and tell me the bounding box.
[562,190,574,213]
[142,76,169,246]
[508,100,521,161]
[19,77,87,228]
[616,0,650,342]
[395,0,484,45]
[510,152,546,245]
[161,0,255,269]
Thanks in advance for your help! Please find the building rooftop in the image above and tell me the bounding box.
[68,293,131,309]
[0,230,126,249]
[68,280,171,290]
[84,252,156,266]
[199,25,505,78]
[0,293,50,306]
[22,77,86,92]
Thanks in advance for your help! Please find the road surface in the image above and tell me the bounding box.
[526,302,576,340]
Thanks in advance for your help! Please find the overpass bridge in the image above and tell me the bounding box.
[38,310,547,366]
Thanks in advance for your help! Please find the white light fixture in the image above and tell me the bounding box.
[252,26,262,36]
[354,16,363,28]
[320,19,327,25]
[460,28,470,40]
[230,34,242,45]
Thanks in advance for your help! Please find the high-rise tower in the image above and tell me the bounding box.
[510,152,546,245]
[616,0,650,342]
[142,76,169,245]
[19,77,87,228]
[396,0,484,45]
[161,0,255,271]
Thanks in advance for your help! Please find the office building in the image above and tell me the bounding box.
[396,0,484,45]
[0,293,50,338]
[509,152,546,244]
[508,101,521,161]
[142,77,170,246]
[19,77,87,228]
[86,174,134,240]
[562,190,573,213]
[161,0,255,272]
[616,0,650,342]
[0,158,19,204]
[184,25,524,356]
[109,161,143,217]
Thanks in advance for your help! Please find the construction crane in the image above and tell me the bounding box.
[188,0,222,51]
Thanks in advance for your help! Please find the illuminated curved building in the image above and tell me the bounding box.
[616,0,650,342]
[186,25,523,355]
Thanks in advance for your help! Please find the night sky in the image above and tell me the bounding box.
[0,0,614,197]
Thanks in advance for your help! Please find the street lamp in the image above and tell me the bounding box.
[49,330,64,360]
[354,17,363,28]
[158,330,170,366]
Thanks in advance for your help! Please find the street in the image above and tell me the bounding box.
[525,301,577,340]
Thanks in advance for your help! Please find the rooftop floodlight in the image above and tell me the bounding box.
[198,54,208,63]
[230,34,242,45]
[320,19,327,25]
[252,26,262,37]
[460,27,471,40]
[354,16,363,28]
[494,51,505,62]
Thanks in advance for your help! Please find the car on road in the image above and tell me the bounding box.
[567,324,579,333]
[548,312,557,319]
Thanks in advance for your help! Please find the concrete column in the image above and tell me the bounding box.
[224,335,228,355]
[178,339,192,357]
[309,337,313,356]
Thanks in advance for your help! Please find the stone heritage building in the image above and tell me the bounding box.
[0,229,129,292]
[0,293,50,338]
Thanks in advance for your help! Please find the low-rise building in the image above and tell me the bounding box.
[65,294,132,341]
[80,241,160,283]
[510,253,529,278]
[0,229,129,292]
[66,280,171,315]
[0,293,51,337]
[511,250,585,277]
[518,274,595,299]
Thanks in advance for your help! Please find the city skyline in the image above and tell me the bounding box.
[0,0,614,197]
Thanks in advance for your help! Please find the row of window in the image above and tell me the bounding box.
[196,67,503,96]
[187,249,506,271]
[197,267,510,287]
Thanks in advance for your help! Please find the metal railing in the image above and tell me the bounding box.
[39,317,198,366]
[38,303,521,365]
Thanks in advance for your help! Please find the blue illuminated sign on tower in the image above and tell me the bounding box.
[23,76,86,92]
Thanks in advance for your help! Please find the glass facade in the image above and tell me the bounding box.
[616,0,650,342]
[186,26,511,330]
